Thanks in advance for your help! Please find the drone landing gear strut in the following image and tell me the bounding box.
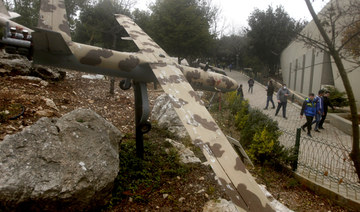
[133,81,151,159]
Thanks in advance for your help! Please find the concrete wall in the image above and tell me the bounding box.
[280,0,360,110]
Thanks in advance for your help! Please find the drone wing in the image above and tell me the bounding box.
[115,14,169,62]
[116,15,274,211]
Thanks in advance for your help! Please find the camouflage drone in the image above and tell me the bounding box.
[0,0,274,211]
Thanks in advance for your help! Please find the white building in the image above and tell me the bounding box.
[280,0,360,110]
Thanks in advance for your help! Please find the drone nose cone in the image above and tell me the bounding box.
[216,75,238,92]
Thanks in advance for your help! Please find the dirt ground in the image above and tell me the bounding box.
[0,70,162,140]
[0,70,353,211]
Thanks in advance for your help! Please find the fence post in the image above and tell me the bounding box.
[292,128,301,171]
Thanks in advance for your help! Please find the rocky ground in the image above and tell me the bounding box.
[0,59,353,211]
[0,70,161,140]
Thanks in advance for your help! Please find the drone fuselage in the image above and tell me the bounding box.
[33,33,238,93]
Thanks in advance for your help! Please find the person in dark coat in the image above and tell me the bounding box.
[248,78,254,93]
[312,90,325,132]
[275,84,290,119]
[318,90,334,129]
[237,84,244,99]
[301,93,316,137]
[264,80,275,109]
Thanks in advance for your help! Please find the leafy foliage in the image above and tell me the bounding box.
[3,0,40,29]
[342,20,360,59]
[324,86,349,108]
[149,0,215,60]
[3,0,87,29]
[214,34,248,68]
[247,6,306,75]
[248,128,276,163]
[222,93,294,166]
[224,91,247,115]
[73,0,137,51]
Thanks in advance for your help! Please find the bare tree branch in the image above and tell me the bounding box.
[296,32,328,51]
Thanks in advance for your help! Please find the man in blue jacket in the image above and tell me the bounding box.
[301,93,316,137]
[312,90,325,132]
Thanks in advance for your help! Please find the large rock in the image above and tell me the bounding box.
[202,198,238,212]
[0,52,66,80]
[0,53,32,76]
[32,65,66,81]
[166,138,201,164]
[0,109,123,211]
[151,93,188,138]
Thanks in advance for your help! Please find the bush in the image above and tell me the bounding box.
[248,128,276,164]
[247,127,295,166]
[234,100,250,130]
[324,86,349,108]
[228,99,294,166]
[236,109,279,147]
[224,91,240,114]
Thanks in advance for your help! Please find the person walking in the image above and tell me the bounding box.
[300,93,316,137]
[248,78,254,93]
[312,90,325,132]
[318,90,334,130]
[275,84,290,119]
[264,80,275,110]
[237,84,244,99]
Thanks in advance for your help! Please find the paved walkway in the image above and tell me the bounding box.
[226,70,350,145]
[222,69,359,203]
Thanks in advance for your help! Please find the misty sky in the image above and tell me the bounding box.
[134,0,330,34]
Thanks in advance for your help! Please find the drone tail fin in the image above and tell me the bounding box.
[0,0,10,17]
[37,0,71,42]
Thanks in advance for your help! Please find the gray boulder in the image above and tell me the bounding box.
[0,53,31,76]
[151,93,188,138]
[0,52,66,80]
[166,138,201,164]
[32,65,66,81]
[0,109,123,211]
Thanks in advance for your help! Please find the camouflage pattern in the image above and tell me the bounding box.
[38,0,70,42]
[32,0,274,211]
[0,0,32,33]
[116,14,274,211]
[0,0,9,17]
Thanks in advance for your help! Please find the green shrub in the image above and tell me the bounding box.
[224,91,248,115]
[324,86,349,108]
[247,128,276,163]
[238,109,279,148]
[109,137,191,207]
[233,104,294,166]
[246,127,294,166]
[234,100,250,130]
[209,89,294,166]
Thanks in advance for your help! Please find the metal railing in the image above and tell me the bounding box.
[280,128,360,200]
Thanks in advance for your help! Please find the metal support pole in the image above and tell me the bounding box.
[218,93,222,111]
[292,128,302,171]
[133,81,151,159]
[206,92,217,109]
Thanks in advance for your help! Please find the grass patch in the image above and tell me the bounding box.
[107,124,195,208]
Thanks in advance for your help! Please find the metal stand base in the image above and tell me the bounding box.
[133,81,151,159]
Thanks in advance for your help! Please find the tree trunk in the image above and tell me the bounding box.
[305,0,360,182]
